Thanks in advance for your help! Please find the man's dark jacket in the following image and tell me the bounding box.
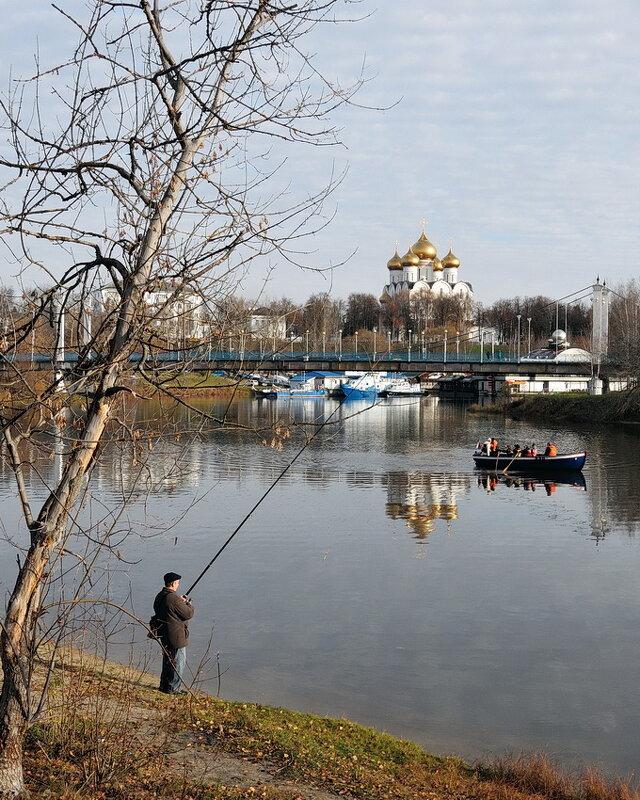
[153,588,195,649]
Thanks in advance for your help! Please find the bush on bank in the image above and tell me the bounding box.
[469,390,640,424]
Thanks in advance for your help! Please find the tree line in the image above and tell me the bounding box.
[3,282,638,357]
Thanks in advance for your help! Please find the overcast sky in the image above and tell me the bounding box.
[1,1,639,306]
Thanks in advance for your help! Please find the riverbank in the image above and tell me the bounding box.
[469,390,640,424]
[22,650,640,800]
[134,371,254,398]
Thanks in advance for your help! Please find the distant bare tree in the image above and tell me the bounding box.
[343,293,380,335]
[0,1,362,794]
[609,280,640,383]
[301,292,343,347]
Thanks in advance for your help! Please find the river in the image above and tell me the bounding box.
[1,395,639,776]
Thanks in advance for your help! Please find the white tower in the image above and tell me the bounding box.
[591,280,609,371]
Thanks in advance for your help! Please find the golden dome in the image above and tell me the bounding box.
[387,250,403,270]
[412,232,437,260]
[379,290,390,303]
[441,248,460,268]
[401,246,420,267]
[432,257,443,272]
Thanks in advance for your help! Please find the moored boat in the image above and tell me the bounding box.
[380,379,425,397]
[340,372,394,399]
[473,450,587,471]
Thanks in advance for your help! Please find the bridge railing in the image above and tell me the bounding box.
[1,349,519,365]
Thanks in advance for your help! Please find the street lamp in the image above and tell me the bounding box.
[387,331,391,355]
[480,326,484,363]
[456,331,460,359]
[290,332,295,355]
[527,317,532,355]
[355,331,358,356]
[305,329,309,355]
[516,314,522,362]
[421,330,425,359]
[408,329,412,363]
[322,329,326,356]
[339,328,343,360]
[491,330,495,360]
[373,327,377,359]
[443,329,447,363]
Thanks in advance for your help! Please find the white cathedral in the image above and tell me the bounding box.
[379,230,473,304]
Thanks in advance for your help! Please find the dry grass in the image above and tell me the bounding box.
[20,651,640,800]
[481,753,640,800]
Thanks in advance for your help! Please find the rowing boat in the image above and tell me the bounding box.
[473,451,586,471]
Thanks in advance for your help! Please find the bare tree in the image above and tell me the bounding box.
[609,279,640,383]
[301,292,343,347]
[0,1,362,794]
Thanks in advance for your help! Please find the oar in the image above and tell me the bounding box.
[501,452,521,475]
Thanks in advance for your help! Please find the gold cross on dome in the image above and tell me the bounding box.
[421,218,427,232]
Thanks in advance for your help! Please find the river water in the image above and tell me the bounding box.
[1,395,640,776]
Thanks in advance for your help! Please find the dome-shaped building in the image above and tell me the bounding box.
[380,227,473,304]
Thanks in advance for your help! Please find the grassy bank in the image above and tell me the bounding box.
[20,651,640,799]
[469,391,640,424]
[134,371,253,398]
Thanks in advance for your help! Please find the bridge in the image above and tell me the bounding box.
[2,348,604,377]
[1,281,617,381]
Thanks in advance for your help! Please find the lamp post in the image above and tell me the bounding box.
[491,330,495,360]
[443,329,447,363]
[387,331,391,356]
[480,326,484,363]
[456,330,460,359]
[339,328,343,361]
[373,327,377,360]
[305,329,309,355]
[421,330,425,359]
[322,329,326,357]
[527,317,532,355]
[516,314,522,362]
[355,330,358,357]
[290,332,294,355]
[408,329,412,362]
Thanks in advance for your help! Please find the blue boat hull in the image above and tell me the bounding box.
[341,385,378,399]
[473,452,586,471]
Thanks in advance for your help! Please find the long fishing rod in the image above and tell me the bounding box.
[183,370,381,597]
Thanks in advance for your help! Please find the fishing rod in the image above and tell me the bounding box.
[183,368,383,597]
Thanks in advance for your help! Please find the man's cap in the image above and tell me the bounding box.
[164,572,182,584]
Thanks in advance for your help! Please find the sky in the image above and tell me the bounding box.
[1,1,639,306]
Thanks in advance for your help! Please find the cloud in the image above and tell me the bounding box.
[1,0,639,304]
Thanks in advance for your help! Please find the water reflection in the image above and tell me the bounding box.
[476,471,587,495]
[4,397,640,776]
[384,471,469,541]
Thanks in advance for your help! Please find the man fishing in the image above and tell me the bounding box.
[153,571,195,695]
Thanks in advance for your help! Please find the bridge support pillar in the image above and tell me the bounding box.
[588,377,604,396]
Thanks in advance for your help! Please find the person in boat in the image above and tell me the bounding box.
[523,445,532,457]
[513,445,521,457]
[481,438,491,455]
[531,443,537,456]
[490,437,499,455]
[544,442,557,457]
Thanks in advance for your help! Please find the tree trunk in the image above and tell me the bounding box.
[0,686,27,798]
